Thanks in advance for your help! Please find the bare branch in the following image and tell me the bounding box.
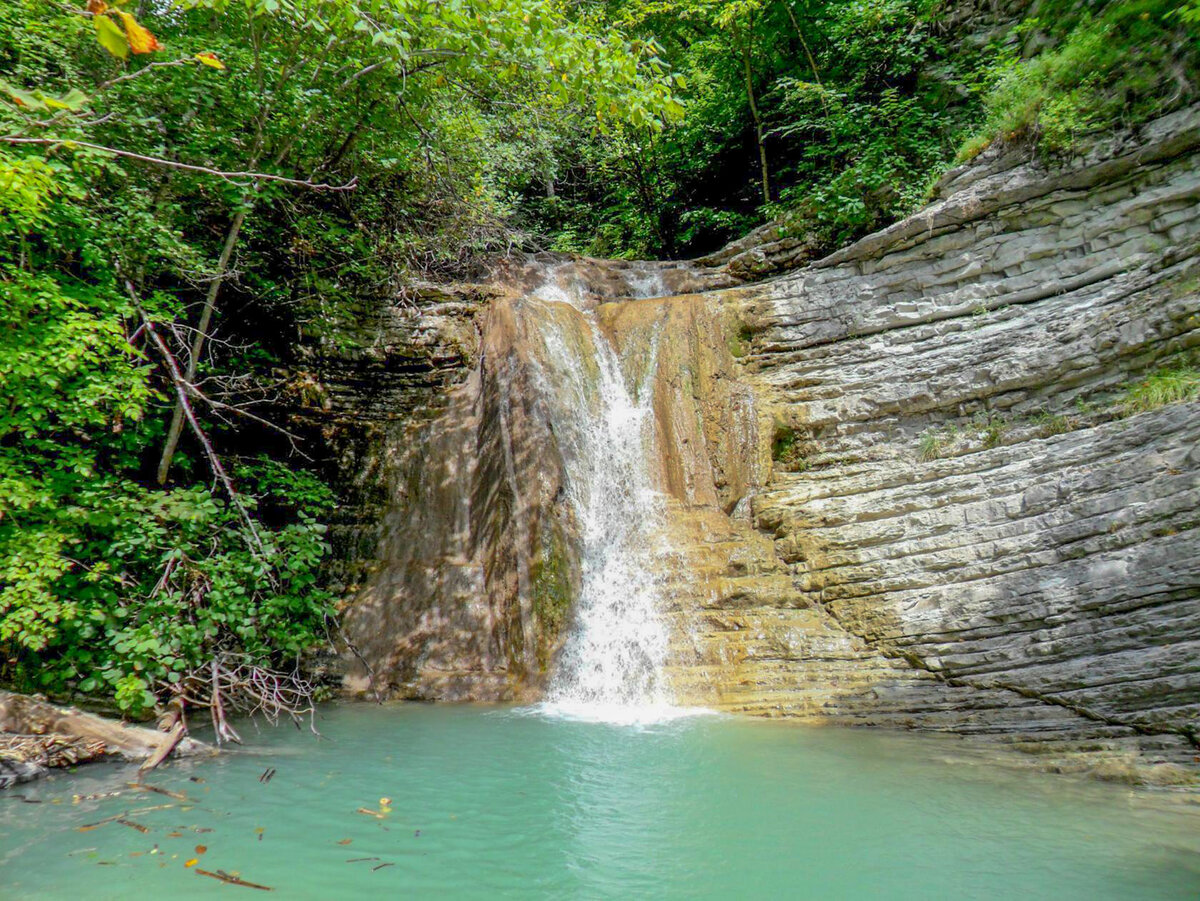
[1,136,358,191]
[97,58,197,92]
[120,274,269,558]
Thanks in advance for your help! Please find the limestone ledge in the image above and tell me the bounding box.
[672,106,1200,775]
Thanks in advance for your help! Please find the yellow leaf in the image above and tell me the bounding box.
[184,859,199,868]
[1,83,47,110]
[114,10,163,54]
[194,52,225,69]
[94,14,128,59]
[86,0,108,13]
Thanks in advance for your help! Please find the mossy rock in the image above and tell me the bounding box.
[530,530,575,673]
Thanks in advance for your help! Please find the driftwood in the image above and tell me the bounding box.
[194,869,273,891]
[138,706,188,774]
[0,691,209,786]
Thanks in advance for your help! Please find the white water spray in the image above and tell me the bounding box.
[526,270,702,725]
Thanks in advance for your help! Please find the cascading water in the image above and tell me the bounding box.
[344,256,739,711]
[525,270,699,724]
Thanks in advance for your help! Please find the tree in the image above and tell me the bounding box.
[0,0,682,725]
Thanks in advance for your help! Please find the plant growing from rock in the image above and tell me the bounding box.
[918,430,942,462]
[1120,366,1200,414]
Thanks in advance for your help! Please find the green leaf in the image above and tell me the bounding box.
[1,82,47,111]
[95,15,130,59]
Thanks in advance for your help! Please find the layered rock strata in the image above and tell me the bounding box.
[669,106,1200,767]
[325,106,1200,774]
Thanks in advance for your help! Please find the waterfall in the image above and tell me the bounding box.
[344,255,740,712]
[525,268,700,725]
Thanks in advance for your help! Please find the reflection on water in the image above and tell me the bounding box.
[1,703,1198,900]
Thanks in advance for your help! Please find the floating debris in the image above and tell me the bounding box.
[372,863,394,872]
[116,819,149,834]
[346,858,379,863]
[195,869,272,891]
[128,782,188,801]
[195,844,207,855]
[258,768,276,784]
[337,839,352,846]
[77,814,122,832]
[72,790,122,803]
[185,858,199,868]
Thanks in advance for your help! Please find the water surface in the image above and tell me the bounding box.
[2,703,1198,899]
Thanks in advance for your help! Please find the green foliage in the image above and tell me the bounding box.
[771,425,809,471]
[917,431,942,462]
[514,0,1198,258]
[1031,410,1076,438]
[516,0,993,255]
[962,2,1199,156]
[0,0,679,717]
[1120,366,1200,413]
[0,265,336,716]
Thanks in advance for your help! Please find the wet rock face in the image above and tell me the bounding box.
[688,105,1200,765]
[339,296,587,700]
[325,104,1199,772]
[287,282,495,596]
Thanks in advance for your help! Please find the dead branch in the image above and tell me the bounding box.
[194,869,272,891]
[121,275,268,558]
[1,136,358,191]
[138,703,187,774]
[183,653,320,744]
[209,658,242,745]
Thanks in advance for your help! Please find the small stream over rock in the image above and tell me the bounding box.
[340,257,739,714]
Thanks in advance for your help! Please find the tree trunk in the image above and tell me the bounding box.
[156,208,248,485]
[782,1,824,89]
[740,38,771,205]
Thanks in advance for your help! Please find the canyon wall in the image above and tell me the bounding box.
[665,105,1200,769]
[311,106,1200,774]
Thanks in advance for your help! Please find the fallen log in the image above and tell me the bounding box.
[0,691,209,786]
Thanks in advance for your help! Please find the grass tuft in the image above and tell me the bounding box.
[918,431,942,462]
[1121,367,1200,414]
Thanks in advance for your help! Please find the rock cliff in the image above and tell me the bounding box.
[666,105,1200,771]
[311,105,1200,776]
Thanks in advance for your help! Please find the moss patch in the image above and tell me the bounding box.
[771,426,810,472]
[531,529,574,673]
[727,322,754,359]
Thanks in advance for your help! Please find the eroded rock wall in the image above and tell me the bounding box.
[672,106,1200,766]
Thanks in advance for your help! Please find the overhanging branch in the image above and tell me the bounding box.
[1,136,358,191]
